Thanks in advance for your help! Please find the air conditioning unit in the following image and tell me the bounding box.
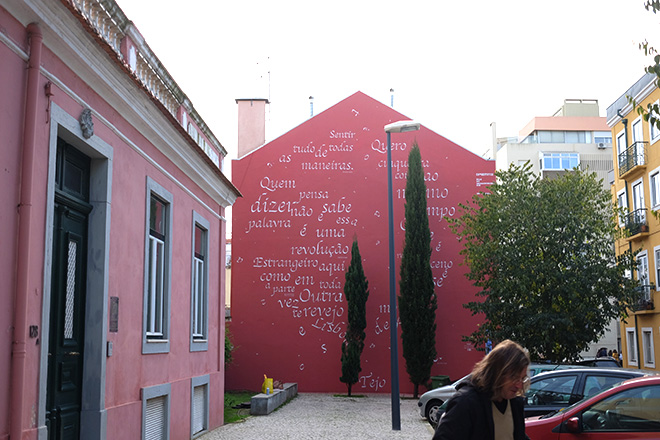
[597,142,606,149]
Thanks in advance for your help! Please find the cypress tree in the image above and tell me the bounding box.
[340,237,369,396]
[399,142,437,399]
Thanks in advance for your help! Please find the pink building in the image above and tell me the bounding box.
[1,1,239,439]
[227,92,495,394]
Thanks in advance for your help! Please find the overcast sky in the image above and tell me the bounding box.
[116,0,658,160]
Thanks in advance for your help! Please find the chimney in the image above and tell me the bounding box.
[236,98,269,158]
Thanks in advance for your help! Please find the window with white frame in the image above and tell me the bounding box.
[191,211,209,352]
[142,383,170,440]
[631,177,646,223]
[143,178,172,354]
[617,188,628,227]
[632,117,644,144]
[638,251,651,301]
[627,327,638,366]
[650,100,660,144]
[616,129,627,175]
[565,131,587,143]
[147,197,166,337]
[642,327,655,368]
[616,130,626,156]
[651,167,660,210]
[655,246,660,292]
[541,152,579,170]
[191,375,209,438]
[594,131,612,145]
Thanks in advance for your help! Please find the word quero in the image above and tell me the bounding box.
[317,196,351,221]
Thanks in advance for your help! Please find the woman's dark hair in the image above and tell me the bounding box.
[470,339,530,399]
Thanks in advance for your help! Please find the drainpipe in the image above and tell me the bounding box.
[11,22,42,440]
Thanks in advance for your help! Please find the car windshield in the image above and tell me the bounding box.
[537,378,628,419]
[537,399,583,419]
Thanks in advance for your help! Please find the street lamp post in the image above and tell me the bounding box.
[383,120,421,431]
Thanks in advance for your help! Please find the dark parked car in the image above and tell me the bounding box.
[573,356,621,368]
[419,364,575,426]
[526,375,660,440]
[529,362,581,377]
[421,367,647,428]
[525,368,648,417]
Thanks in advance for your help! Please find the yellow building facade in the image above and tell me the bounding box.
[609,72,660,370]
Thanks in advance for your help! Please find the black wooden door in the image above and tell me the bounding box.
[46,141,91,440]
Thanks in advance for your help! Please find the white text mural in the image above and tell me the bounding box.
[228,92,495,394]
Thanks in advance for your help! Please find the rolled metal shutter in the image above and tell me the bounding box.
[145,395,166,440]
[192,385,206,434]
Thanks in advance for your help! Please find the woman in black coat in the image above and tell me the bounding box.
[433,339,530,440]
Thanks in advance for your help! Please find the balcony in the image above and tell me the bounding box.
[618,141,649,178]
[624,209,649,240]
[632,284,655,311]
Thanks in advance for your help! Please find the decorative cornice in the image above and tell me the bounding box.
[1,0,240,204]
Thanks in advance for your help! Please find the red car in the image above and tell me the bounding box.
[525,375,660,439]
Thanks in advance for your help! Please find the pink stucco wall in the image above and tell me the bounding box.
[228,92,495,394]
[1,11,50,437]
[1,4,230,438]
[0,7,26,438]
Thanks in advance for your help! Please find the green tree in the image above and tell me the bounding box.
[225,327,234,365]
[448,163,639,362]
[399,143,437,399]
[629,2,660,127]
[340,237,369,396]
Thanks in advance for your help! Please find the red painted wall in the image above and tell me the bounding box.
[228,92,495,394]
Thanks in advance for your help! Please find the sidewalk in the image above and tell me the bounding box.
[200,393,435,440]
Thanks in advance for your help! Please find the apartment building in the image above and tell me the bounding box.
[609,73,660,371]
[495,99,612,183]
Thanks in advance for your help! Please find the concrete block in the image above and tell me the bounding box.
[250,383,298,415]
[283,382,298,400]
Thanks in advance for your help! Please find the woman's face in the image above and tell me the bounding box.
[500,367,529,400]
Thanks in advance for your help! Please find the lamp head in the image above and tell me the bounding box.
[384,120,421,133]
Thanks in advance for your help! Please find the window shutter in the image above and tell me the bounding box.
[192,385,206,434]
[145,395,166,440]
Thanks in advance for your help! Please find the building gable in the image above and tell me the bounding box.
[228,91,495,393]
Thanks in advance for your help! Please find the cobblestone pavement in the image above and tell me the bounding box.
[200,393,435,440]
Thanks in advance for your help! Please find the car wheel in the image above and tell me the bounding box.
[425,399,444,427]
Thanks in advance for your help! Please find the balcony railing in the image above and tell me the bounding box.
[624,209,649,237]
[618,141,649,176]
[632,284,655,311]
